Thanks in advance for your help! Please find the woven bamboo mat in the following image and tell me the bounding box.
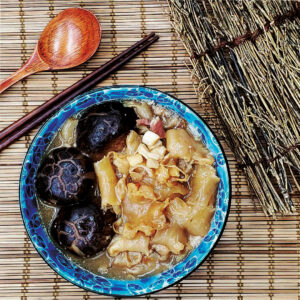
[0,1,299,299]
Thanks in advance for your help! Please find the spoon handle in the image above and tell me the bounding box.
[0,46,49,94]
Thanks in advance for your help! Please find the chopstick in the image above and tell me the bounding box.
[0,32,159,152]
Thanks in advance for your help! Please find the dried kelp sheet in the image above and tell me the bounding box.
[168,0,300,216]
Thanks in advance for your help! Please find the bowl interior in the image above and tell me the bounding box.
[20,85,230,296]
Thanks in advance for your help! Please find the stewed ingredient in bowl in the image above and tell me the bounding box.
[76,102,137,161]
[51,203,116,257]
[35,100,220,279]
[36,147,96,206]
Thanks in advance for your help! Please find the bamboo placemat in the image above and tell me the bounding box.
[0,1,299,299]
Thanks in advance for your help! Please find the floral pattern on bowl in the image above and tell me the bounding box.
[20,85,231,296]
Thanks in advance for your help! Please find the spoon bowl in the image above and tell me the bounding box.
[0,8,101,94]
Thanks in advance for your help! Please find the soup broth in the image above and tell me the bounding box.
[37,100,219,279]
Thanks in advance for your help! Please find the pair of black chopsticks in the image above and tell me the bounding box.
[0,33,159,152]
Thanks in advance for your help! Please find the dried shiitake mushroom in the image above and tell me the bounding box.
[35,147,96,206]
[76,102,137,161]
[51,203,116,257]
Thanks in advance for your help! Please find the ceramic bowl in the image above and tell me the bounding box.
[20,85,231,296]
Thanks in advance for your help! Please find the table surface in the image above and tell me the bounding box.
[0,1,299,299]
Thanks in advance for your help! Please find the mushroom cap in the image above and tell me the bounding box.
[36,147,96,206]
[51,203,116,257]
[76,102,137,161]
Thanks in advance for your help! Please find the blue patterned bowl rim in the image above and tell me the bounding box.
[20,85,231,296]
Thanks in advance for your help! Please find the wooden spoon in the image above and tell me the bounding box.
[0,8,101,94]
